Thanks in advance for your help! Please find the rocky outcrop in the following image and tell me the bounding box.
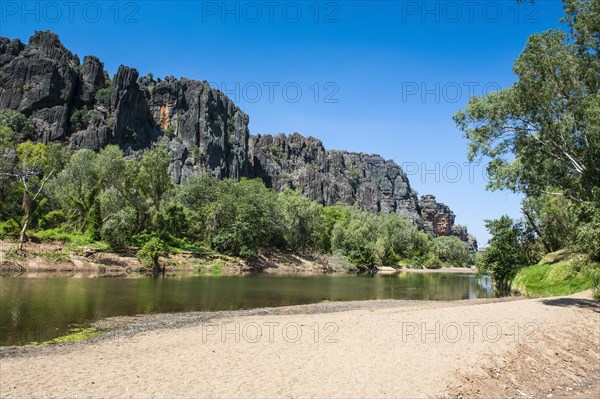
[0,31,249,182]
[0,31,475,245]
[419,195,478,251]
[248,133,421,222]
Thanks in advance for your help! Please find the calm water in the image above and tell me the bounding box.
[0,272,494,346]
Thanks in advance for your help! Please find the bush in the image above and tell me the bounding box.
[573,202,600,262]
[432,236,470,267]
[0,219,20,239]
[101,208,136,249]
[95,86,113,108]
[70,108,91,130]
[422,253,442,269]
[137,236,167,271]
[38,210,67,230]
[34,229,92,245]
[86,200,102,241]
[0,109,34,138]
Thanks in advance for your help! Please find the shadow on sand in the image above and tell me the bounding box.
[541,297,600,313]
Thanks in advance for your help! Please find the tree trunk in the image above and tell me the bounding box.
[18,217,29,251]
[522,207,552,254]
[152,255,162,276]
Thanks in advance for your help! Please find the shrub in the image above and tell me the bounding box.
[101,208,136,249]
[70,108,90,130]
[137,236,167,271]
[0,109,34,135]
[0,219,20,239]
[38,210,67,230]
[95,86,113,108]
[422,253,442,269]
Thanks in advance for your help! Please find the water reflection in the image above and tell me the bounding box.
[0,272,496,346]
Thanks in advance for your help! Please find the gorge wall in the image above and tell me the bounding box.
[0,31,476,249]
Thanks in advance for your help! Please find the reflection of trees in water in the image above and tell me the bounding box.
[0,273,498,345]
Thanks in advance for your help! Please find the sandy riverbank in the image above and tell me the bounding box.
[0,292,598,398]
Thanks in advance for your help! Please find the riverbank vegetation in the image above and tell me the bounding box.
[0,126,472,272]
[455,0,600,298]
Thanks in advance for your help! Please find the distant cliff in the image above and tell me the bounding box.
[0,31,476,249]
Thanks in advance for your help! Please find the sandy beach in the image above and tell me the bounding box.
[0,293,598,399]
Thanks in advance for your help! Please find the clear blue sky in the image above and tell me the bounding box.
[0,0,567,244]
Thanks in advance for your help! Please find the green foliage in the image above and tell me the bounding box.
[320,206,350,252]
[432,236,470,267]
[165,126,175,138]
[34,229,92,246]
[86,199,102,241]
[206,179,281,257]
[38,210,67,230]
[573,201,600,262]
[95,82,113,108]
[137,146,173,209]
[331,210,378,269]
[0,109,34,139]
[479,216,540,288]
[512,255,597,297]
[455,2,600,294]
[278,189,323,252]
[69,108,90,130]
[522,193,575,252]
[48,149,98,228]
[348,169,360,186]
[0,219,20,239]
[270,145,281,157]
[421,253,442,269]
[0,125,15,147]
[17,141,49,173]
[101,208,136,249]
[136,236,168,267]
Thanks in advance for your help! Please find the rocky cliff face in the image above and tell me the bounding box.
[0,31,249,183]
[248,133,421,223]
[0,31,475,247]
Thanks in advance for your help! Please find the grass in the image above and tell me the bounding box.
[511,253,597,298]
[35,327,101,345]
[34,229,93,246]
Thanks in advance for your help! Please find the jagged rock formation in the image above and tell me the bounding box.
[248,133,421,223]
[419,195,478,251]
[0,31,476,246]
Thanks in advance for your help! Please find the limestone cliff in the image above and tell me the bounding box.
[0,31,476,247]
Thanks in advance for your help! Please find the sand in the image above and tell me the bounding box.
[0,293,598,399]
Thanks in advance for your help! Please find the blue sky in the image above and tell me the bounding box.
[0,0,567,244]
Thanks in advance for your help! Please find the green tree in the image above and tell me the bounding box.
[137,147,172,210]
[278,189,323,252]
[432,236,470,267]
[137,236,168,274]
[14,142,56,249]
[454,1,599,201]
[320,206,350,252]
[48,149,99,228]
[101,207,136,249]
[480,216,540,288]
[0,110,34,141]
